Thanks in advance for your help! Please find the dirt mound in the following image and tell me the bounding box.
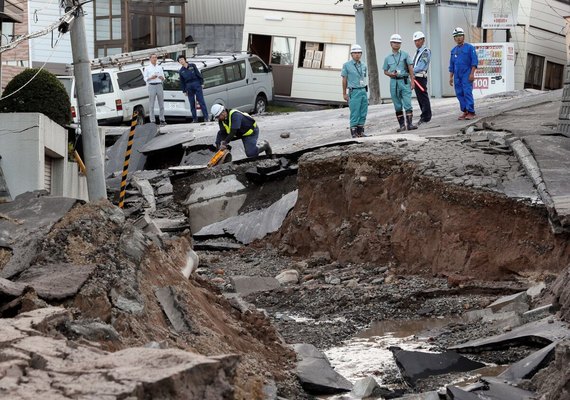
[551,266,570,322]
[272,148,570,280]
[7,201,297,399]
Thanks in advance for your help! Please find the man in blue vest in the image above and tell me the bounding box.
[449,27,478,120]
[178,55,209,122]
[211,103,272,158]
[412,31,432,125]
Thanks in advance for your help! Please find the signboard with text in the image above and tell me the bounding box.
[481,0,519,29]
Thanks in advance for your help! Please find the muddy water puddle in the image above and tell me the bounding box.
[315,316,501,399]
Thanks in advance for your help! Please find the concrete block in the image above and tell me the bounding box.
[526,282,546,299]
[562,84,570,102]
[351,376,380,398]
[185,175,245,204]
[522,304,553,323]
[275,270,300,285]
[186,194,247,234]
[482,311,523,329]
[487,292,529,313]
[230,276,280,297]
[559,102,570,120]
[464,308,494,322]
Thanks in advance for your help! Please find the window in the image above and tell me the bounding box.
[545,61,564,90]
[299,41,349,70]
[117,69,146,90]
[156,16,182,47]
[203,66,225,88]
[249,57,270,74]
[163,70,181,91]
[224,61,246,83]
[128,2,185,52]
[524,53,545,90]
[271,36,295,65]
[1,22,15,45]
[92,73,113,95]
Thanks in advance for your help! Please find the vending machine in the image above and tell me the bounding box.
[472,42,515,98]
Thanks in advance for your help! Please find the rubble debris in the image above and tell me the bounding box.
[194,190,298,244]
[498,341,556,384]
[0,193,78,279]
[105,123,158,179]
[275,270,300,285]
[350,376,382,398]
[132,178,156,212]
[154,286,193,333]
[0,308,239,399]
[551,265,570,322]
[0,163,11,203]
[531,339,570,400]
[449,317,570,352]
[193,241,244,251]
[230,275,280,297]
[293,343,352,394]
[449,376,537,399]
[389,347,485,386]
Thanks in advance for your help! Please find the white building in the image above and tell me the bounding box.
[242,0,356,104]
[354,0,569,100]
[28,0,95,75]
[0,113,89,201]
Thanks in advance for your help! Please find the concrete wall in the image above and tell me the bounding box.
[243,0,356,102]
[0,113,88,201]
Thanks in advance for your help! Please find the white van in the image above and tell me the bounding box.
[158,53,274,121]
[58,64,149,125]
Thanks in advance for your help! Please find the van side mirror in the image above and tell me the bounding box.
[267,65,273,72]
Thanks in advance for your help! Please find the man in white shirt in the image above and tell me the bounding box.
[143,53,166,126]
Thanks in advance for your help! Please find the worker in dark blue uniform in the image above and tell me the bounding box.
[178,55,209,122]
[211,103,271,158]
[449,27,478,120]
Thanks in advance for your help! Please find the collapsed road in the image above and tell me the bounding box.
[1,89,570,399]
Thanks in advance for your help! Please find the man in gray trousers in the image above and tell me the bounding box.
[143,53,166,126]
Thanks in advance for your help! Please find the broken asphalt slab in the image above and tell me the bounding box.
[449,317,570,352]
[230,276,280,297]
[389,347,485,386]
[0,193,78,279]
[498,342,557,384]
[154,286,192,332]
[0,263,97,300]
[105,123,158,179]
[193,190,298,244]
[0,307,240,399]
[448,376,536,400]
[293,343,352,394]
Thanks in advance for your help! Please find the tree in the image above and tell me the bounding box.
[338,0,381,104]
[0,68,71,127]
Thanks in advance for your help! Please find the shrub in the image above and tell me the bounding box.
[0,68,71,126]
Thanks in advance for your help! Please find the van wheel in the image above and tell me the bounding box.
[134,106,145,126]
[254,95,267,114]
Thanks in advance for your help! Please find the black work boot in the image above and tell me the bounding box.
[357,126,368,137]
[350,127,358,138]
[406,112,418,130]
[257,140,272,157]
[396,113,406,132]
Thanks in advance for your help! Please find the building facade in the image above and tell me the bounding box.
[186,0,246,54]
[354,0,570,100]
[1,0,25,90]
[242,0,356,103]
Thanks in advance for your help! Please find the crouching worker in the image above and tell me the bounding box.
[211,103,272,157]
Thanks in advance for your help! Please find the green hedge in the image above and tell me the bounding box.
[0,68,71,127]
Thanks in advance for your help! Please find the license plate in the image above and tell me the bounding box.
[167,102,184,109]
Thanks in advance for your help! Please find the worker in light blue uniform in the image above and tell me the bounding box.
[449,27,478,120]
[341,44,368,138]
[382,34,417,132]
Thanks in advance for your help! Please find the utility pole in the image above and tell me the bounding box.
[64,1,107,201]
[420,0,426,35]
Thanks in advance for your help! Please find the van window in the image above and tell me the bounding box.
[92,73,113,95]
[163,70,181,91]
[249,58,269,74]
[58,77,73,98]
[203,66,225,89]
[224,61,246,83]
[117,69,146,90]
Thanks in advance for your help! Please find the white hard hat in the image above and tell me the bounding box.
[390,34,402,43]
[452,27,465,37]
[413,31,425,41]
[211,103,225,118]
[350,44,363,53]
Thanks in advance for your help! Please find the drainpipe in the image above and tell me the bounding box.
[420,0,426,36]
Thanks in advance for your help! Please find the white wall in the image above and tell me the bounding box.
[0,113,88,201]
[28,0,95,68]
[243,0,356,102]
